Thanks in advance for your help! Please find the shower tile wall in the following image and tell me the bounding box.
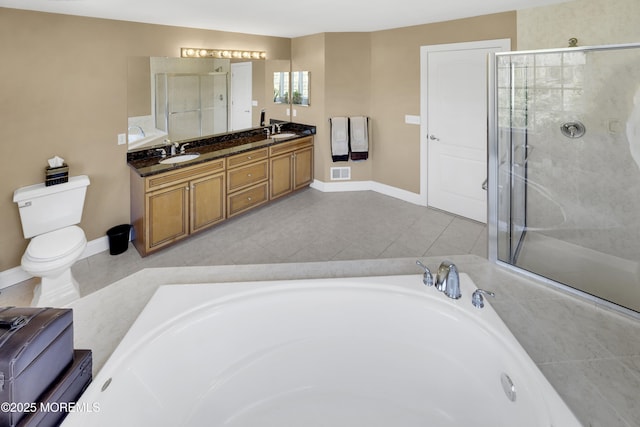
[509,49,640,262]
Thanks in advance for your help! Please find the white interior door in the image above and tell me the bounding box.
[231,62,252,131]
[420,39,510,223]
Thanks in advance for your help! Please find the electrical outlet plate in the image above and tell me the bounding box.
[117,133,126,145]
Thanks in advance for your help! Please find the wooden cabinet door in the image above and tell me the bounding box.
[190,172,225,233]
[269,153,293,200]
[293,146,313,190]
[146,183,189,251]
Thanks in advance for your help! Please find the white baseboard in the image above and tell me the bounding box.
[0,266,31,290]
[2,182,418,290]
[311,179,424,206]
[0,236,113,291]
[83,236,110,259]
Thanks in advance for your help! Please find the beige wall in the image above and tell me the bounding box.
[518,0,640,50]
[293,13,517,193]
[291,33,373,182]
[369,13,518,193]
[291,34,327,180]
[127,57,152,117]
[0,8,290,271]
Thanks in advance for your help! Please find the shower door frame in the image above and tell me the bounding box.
[487,42,640,319]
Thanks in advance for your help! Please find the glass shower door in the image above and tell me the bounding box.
[495,56,530,264]
[491,44,640,314]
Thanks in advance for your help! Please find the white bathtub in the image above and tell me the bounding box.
[63,274,581,426]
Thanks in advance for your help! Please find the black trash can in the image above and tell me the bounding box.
[106,224,131,255]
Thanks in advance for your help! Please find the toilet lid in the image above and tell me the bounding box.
[26,226,86,261]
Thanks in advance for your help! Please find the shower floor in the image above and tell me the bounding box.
[515,232,640,313]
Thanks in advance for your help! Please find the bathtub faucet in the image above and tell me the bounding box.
[415,260,433,287]
[435,261,461,299]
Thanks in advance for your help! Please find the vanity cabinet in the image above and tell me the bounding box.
[130,158,226,255]
[269,136,314,200]
[226,148,269,217]
[130,136,314,256]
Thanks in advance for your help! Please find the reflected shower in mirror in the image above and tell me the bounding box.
[127,57,291,151]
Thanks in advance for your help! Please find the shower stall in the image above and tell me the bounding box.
[488,43,640,316]
[155,72,229,141]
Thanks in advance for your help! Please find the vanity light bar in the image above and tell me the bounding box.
[181,48,266,60]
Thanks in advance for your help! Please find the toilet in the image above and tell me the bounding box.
[13,175,90,307]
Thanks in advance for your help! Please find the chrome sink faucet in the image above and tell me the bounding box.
[170,141,180,156]
[435,261,461,299]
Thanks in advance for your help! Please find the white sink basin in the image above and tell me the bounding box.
[159,153,200,164]
[270,133,297,140]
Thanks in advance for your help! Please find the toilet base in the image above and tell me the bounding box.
[31,269,81,307]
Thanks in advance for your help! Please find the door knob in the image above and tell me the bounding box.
[429,134,440,141]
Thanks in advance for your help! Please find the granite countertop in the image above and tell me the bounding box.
[127,124,315,177]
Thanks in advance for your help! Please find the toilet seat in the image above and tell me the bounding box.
[24,226,86,262]
[21,226,87,279]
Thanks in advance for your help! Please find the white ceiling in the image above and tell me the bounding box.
[0,0,570,38]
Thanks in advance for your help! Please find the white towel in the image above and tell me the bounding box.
[349,116,369,161]
[330,117,349,161]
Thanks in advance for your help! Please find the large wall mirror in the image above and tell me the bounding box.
[127,57,291,151]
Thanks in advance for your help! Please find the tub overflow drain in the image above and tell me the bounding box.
[501,372,517,402]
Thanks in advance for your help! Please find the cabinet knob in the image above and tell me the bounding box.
[247,197,252,201]
[247,173,252,177]
[185,186,190,191]
[247,156,252,160]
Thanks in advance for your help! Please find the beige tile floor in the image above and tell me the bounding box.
[3,189,640,426]
[1,188,487,305]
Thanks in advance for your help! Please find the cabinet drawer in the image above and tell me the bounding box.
[269,136,313,157]
[227,160,268,193]
[227,182,269,217]
[227,148,268,169]
[145,158,225,192]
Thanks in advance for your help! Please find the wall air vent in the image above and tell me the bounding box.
[330,167,351,181]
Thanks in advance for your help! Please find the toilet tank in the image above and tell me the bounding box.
[13,175,90,238]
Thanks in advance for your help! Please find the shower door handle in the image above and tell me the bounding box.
[428,134,440,141]
[482,178,488,191]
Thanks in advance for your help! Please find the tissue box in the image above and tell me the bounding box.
[45,164,69,186]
